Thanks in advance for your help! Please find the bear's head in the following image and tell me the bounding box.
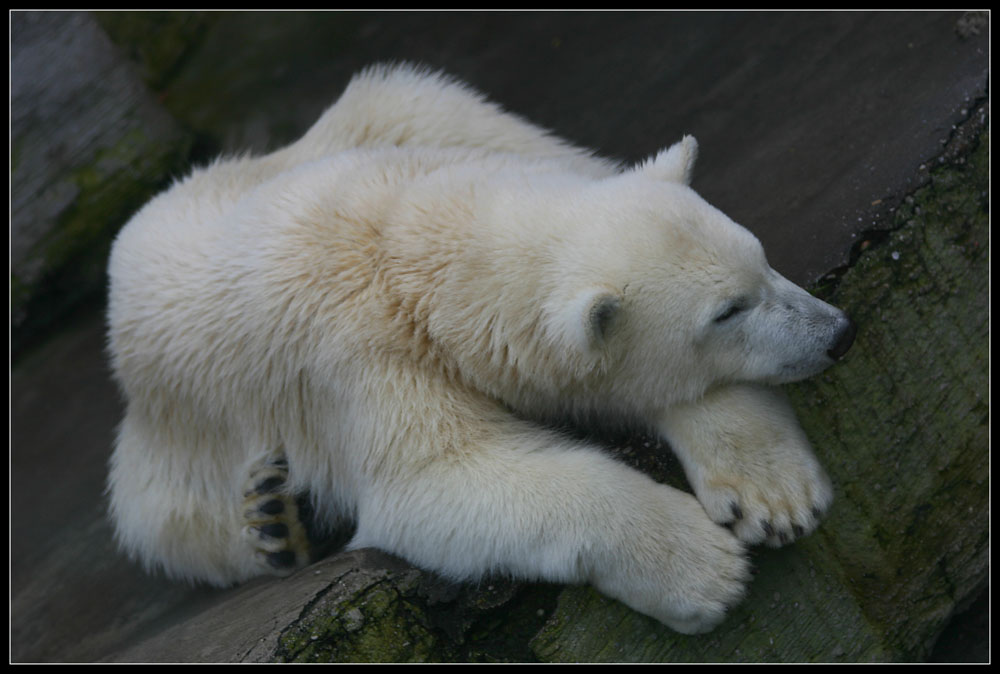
[546,136,856,413]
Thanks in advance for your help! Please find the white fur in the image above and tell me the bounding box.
[106,63,852,633]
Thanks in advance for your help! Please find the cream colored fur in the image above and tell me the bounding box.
[106,64,852,634]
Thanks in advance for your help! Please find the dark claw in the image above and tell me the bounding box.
[254,475,286,494]
[730,503,744,521]
[811,506,823,520]
[792,524,804,538]
[258,522,290,538]
[258,498,286,515]
[266,550,297,569]
[778,531,790,544]
[762,520,775,537]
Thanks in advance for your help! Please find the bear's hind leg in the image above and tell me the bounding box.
[240,453,312,575]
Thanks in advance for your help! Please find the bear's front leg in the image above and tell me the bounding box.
[658,384,834,547]
[348,428,750,634]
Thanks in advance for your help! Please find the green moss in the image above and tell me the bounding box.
[155,12,360,151]
[271,566,560,664]
[93,11,218,90]
[12,118,192,358]
[786,126,988,659]
[277,576,444,663]
[457,583,562,662]
[531,542,891,663]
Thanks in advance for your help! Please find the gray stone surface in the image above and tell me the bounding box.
[11,12,190,351]
[10,10,989,663]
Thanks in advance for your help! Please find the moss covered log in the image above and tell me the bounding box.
[528,112,989,663]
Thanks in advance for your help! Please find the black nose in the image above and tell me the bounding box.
[827,316,857,360]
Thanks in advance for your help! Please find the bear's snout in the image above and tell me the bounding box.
[826,316,857,361]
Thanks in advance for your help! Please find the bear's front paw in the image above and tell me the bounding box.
[657,518,751,634]
[660,385,835,549]
[241,455,311,575]
[594,488,750,634]
[692,440,833,548]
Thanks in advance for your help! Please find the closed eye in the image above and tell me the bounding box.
[714,304,744,323]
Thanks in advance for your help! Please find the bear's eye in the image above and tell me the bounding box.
[714,304,744,323]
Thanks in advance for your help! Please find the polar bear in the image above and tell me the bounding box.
[106,64,855,634]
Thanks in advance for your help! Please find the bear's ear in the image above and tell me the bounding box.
[560,288,622,351]
[639,135,699,185]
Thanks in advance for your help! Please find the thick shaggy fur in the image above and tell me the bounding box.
[106,64,854,634]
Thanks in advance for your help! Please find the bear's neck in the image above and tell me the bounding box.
[376,167,611,415]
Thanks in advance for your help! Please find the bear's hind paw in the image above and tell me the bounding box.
[241,456,311,576]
